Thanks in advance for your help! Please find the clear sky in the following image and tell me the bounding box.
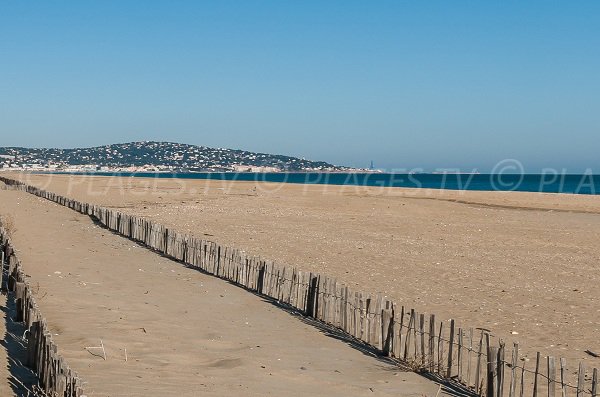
[1,1,599,172]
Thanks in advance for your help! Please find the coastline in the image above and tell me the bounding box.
[8,171,600,213]
[11,170,600,196]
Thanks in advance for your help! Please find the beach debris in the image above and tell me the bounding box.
[511,331,519,335]
[584,350,599,358]
[85,339,107,360]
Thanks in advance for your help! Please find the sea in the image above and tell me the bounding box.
[51,172,600,195]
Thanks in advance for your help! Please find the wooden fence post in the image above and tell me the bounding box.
[509,343,519,397]
[560,358,568,397]
[577,363,585,397]
[458,327,464,381]
[381,305,394,356]
[497,341,505,397]
[419,314,425,367]
[428,314,436,372]
[533,352,541,397]
[447,319,455,378]
[467,328,474,388]
[403,309,414,361]
[591,368,597,397]
[487,344,498,397]
[0,250,4,288]
[548,356,556,397]
[438,321,445,374]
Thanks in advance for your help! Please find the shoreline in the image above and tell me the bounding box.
[7,171,600,214]
[3,170,600,195]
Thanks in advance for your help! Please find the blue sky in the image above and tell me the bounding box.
[1,1,599,171]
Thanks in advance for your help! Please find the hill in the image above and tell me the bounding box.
[0,141,352,172]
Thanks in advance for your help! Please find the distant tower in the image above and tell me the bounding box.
[370,160,374,170]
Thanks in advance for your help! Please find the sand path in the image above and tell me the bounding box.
[0,188,439,396]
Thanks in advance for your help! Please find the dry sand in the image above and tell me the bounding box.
[0,187,439,396]
[4,172,600,369]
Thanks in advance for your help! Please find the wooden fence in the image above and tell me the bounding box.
[1,224,85,396]
[0,176,598,397]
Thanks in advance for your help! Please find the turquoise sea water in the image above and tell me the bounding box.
[50,172,600,195]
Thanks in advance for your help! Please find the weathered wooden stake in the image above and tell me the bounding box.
[429,314,435,372]
[475,331,484,394]
[447,319,455,378]
[419,313,425,367]
[591,368,598,397]
[403,309,414,361]
[533,352,541,397]
[467,328,474,387]
[548,356,556,397]
[458,327,464,381]
[576,363,585,397]
[438,321,444,374]
[509,343,519,397]
[559,358,567,397]
[487,345,498,397]
[497,341,505,397]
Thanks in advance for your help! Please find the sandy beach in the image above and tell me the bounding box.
[0,186,441,396]
[5,1,599,395]
[3,172,600,370]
